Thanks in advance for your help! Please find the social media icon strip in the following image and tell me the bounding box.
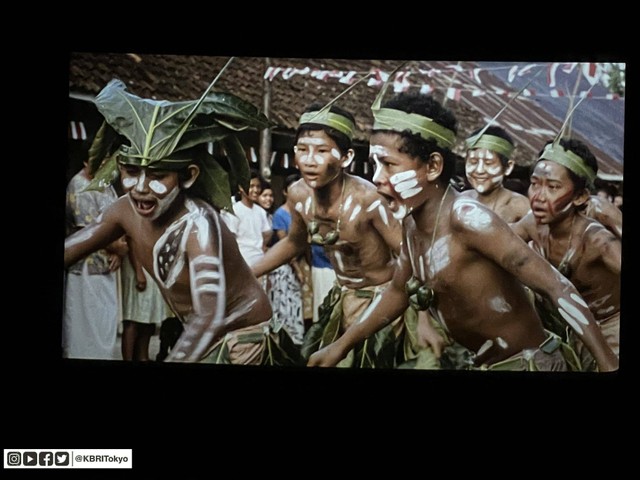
[5,449,132,468]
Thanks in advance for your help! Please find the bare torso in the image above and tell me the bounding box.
[404,194,546,365]
[289,174,401,289]
[116,196,271,327]
[529,214,620,321]
[461,186,530,223]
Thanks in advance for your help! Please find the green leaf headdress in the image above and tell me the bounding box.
[370,62,456,150]
[538,82,598,186]
[84,57,271,211]
[464,65,545,159]
[297,71,372,139]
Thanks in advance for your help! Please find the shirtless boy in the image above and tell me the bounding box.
[309,93,617,372]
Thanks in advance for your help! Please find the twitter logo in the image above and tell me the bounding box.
[55,452,69,466]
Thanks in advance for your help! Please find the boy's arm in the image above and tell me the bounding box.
[252,198,307,277]
[455,201,618,371]
[509,211,535,242]
[368,195,403,255]
[166,212,227,362]
[308,236,411,367]
[588,196,622,238]
[64,200,126,268]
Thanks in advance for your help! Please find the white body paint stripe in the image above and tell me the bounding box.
[366,199,382,212]
[558,297,590,325]
[349,205,362,223]
[390,170,417,183]
[191,255,221,267]
[558,307,584,335]
[378,205,389,226]
[357,294,383,324]
[400,187,422,199]
[194,271,221,281]
[336,274,364,283]
[570,293,588,308]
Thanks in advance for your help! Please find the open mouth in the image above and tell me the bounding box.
[379,191,400,212]
[132,198,156,216]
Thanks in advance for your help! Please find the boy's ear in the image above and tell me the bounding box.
[504,159,515,176]
[182,164,200,189]
[341,149,355,169]
[425,152,444,182]
[573,188,590,207]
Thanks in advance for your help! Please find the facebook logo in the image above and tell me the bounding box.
[39,452,53,466]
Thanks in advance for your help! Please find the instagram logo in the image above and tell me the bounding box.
[7,452,21,465]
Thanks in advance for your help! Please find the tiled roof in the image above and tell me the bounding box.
[69,53,622,174]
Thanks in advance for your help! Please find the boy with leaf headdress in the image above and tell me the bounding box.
[252,100,445,369]
[309,92,617,372]
[64,72,295,365]
[511,138,621,369]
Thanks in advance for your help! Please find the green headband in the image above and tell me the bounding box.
[465,133,515,159]
[299,110,355,141]
[372,107,456,149]
[539,143,597,184]
[117,145,194,171]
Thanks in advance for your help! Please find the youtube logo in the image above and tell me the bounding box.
[23,451,37,466]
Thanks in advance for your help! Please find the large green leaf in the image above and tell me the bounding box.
[94,80,270,165]
[189,149,233,212]
[220,136,251,197]
[83,153,119,192]
[86,121,121,175]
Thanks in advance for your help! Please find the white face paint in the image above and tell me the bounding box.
[454,200,492,231]
[427,234,451,277]
[485,151,494,160]
[348,205,362,223]
[295,202,303,213]
[331,148,341,160]
[369,145,389,184]
[135,171,147,192]
[390,170,422,199]
[378,205,389,226]
[149,180,168,195]
[122,177,138,189]
[490,175,504,185]
[489,296,512,313]
[558,297,589,325]
[149,184,180,220]
[392,204,408,220]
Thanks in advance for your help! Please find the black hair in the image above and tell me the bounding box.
[537,138,598,192]
[373,93,458,185]
[284,172,301,192]
[469,125,514,166]
[295,103,355,155]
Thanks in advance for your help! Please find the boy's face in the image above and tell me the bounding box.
[528,160,576,224]
[241,177,262,203]
[369,132,427,220]
[119,164,181,220]
[465,148,507,194]
[294,130,344,189]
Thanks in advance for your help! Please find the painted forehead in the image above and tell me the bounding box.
[466,148,498,160]
[296,130,336,146]
[533,160,571,179]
